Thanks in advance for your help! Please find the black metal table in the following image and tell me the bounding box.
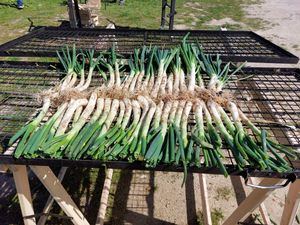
[0,61,299,179]
[0,26,299,63]
[0,27,300,225]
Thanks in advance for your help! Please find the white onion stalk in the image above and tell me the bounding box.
[92,99,120,159]
[11,97,52,158]
[128,96,149,152]
[116,100,141,159]
[68,98,105,158]
[166,73,174,94]
[139,98,157,156]
[55,99,88,136]
[145,101,172,166]
[181,101,193,147]
[158,73,167,96]
[152,101,164,130]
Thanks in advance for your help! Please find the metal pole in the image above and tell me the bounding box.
[169,0,176,30]
[67,0,81,28]
[160,0,167,29]
[68,0,78,28]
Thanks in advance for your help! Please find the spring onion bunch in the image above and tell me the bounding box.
[10,38,298,184]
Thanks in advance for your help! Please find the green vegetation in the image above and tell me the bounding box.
[0,0,263,44]
[215,186,232,201]
[197,208,225,225]
[99,0,263,30]
[0,0,67,44]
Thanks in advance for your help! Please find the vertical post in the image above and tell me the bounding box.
[68,0,78,28]
[11,165,36,225]
[280,179,300,225]
[169,0,176,30]
[160,0,167,29]
[199,174,212,225]
[96,169,114,225]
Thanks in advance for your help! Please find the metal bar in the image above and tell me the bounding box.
[0,27,297,63]
[68,0,78,28]
[160,0,167,29]
[169,0,176,30]
[1,155,299,178]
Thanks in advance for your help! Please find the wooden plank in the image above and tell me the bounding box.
[30,166,90,225]
[223,178,281,225]
[280,179,300,225]
[1,148,15,172]
[37,167,68,225]
[96,168,114,225]
[249,178,272,225]
[199,174,212,225]
[0,164,8,173]
[10,165,36,225]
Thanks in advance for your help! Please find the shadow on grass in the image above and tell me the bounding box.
[0,3,17,8]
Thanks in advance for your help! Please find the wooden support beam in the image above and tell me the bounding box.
[199,174,212,225]
[30,166,90,225]
[280,179,300,225]
[0,164,8,173]
[249,178,272,225]
[37,167,68,225]
[223,178,281,225]
[96,168,114,225]
[10,165,36,225]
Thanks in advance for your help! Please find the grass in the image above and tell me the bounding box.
[197,208,225,225]
[99,0,263,30]
[0,0,264,44]
[0,0,67,44]
[214,186,232,201]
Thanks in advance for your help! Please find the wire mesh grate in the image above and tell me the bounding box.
[0,61,299,177]
[0,27,298,63]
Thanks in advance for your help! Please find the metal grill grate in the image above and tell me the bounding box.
[0,27,298,63]
[0,61,299,178]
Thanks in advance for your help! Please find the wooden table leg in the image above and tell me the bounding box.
[223,178,281,225]
[280,179,300,225]
[10,165,36,225]
[96,168,114,225]
[30,166,90,225]
[37,167,68,225]
[199,174,212,225]
[249,178,272,225]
